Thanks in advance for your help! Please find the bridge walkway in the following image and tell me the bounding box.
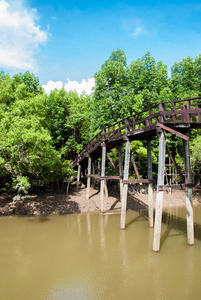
[73,96,201,251]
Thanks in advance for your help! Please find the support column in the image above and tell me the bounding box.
[183,133,194,245]
[100,143,106,212]
[147,139,153,227]
[104,180,109,198]
[153,131,166,251]
[120,139,131,229]
[76,164,81,190]
[118,145,123,202]
[86,156,91,200]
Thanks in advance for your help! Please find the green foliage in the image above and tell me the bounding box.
[12,71,42,96]
[190,135,201,179]
[1,49,201,194]
[45,88,70,148]
[0,71,91,194]
[170,55,201,99]
[0,71,15,105]
[12,175,31,199]
[90,50,169,132]
[128,52,169,108]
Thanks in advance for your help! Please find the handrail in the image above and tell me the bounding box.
[73,96,201,167]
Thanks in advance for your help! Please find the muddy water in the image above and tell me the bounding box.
[1,206,201,299]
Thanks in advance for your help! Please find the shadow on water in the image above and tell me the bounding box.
[121,195,201,249]
[159,210,201,249]
[16,215,50,223]
[27,216,50,223]
[126,211,148,228]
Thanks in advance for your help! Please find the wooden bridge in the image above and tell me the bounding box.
[73,96,201,251]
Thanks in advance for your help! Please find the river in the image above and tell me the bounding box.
[1,205,201,299]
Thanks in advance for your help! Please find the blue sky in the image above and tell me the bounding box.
[0,0,201,94]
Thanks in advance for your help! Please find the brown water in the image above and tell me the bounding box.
[1,206,201,299]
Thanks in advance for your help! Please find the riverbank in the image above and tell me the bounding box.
[0,184,201,216]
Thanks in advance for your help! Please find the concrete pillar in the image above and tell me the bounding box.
[153,131,166,251]
[120,139,131,229]
[76,164,81,190]
[183,134,194,245]
[100,143,106,212]
[147,139,153,227]
[118,145,123,201]
[86,156,91,200]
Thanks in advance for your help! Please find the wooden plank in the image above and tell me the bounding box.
[158,183,195,190]
[156,122,189,141]
[101,176,121,179]
[87,174,101,178]
[166,146,185,182]
[131,154,140,179]
[159,103,166,123]
[122,179,155,183]
[107,153,119,174]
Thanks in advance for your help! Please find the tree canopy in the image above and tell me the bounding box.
[1,50,201,197]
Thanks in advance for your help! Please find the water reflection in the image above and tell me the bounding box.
[0,206,201,299]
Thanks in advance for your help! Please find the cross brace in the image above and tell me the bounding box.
[156,122,189,141]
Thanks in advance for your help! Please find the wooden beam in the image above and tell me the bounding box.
[107,152,119,175]
[156,122,189,141]
[166,146,185,183]
[122,179,155,184]
[101,176,121,180]
[87,174,101,178]
[158,183,195,190]
[131,154,140,179]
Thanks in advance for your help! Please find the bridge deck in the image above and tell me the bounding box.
[73,96,201,168]
[73,96,201,252]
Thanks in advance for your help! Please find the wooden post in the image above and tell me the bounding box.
[104,180,109,198]
[118,145,123,201]
[98,160,101,174]
[183,133,194,245]
[100,143,106,212]
[120,139,131,229]
[86,156,91,200]
[153,131,166,251]
[92,162,95,188]
[76,164,81,190]
[147,139,153,227]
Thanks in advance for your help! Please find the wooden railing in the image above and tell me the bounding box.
[73,96,201,167]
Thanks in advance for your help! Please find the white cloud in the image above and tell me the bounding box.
[42,78,95,96]
[0,0,48,71]
[42,80,63,95]
[64,78,95,96]
[132,26,144,37]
